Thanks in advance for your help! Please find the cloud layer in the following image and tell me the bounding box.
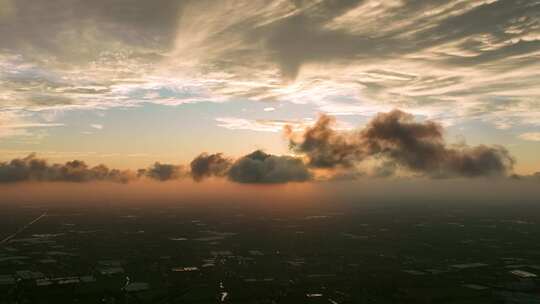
[288,110,515,177]
[1,0,539,140]
[0,110,523,184]
[0,153,134,183]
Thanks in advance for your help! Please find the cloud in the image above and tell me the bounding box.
[360,110,515,177]
[286,114,362,168]
[288,110,515,178]
[190,153,232,182]
[139,162,186,181]
[0,110,65,138]
[1,0,539,134]
[0,0,182,57]
[0,123,65,139]
[90,124,103,130]
[0,109,519,183]
[0,153,134,183]
[0,123,65,129]
[0,151,311,185]
[519,132,540,141]
[228,150,311,184]
[190,150,313,184]
[216,117,314,133]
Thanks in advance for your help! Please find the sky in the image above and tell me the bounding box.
[0,0,539,184]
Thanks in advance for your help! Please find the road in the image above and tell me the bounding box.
[0,211,48,246]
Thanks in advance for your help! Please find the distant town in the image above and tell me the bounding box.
[1,200,540,303]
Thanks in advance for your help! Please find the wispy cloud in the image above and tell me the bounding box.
[0,110,65,138]
[0,0,539,137]
[519,132,540,142]
[215,117,314,133]
[0,123,65,129]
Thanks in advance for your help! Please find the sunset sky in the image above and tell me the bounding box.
[1,0,539,179]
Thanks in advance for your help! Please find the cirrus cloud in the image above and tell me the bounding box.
[518,132,540,142]
[0,0,538,134]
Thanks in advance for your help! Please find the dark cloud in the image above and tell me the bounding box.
[190,153,232,182]
[228,150,311,184]
[0,0,184,58]
[415,0,539,51]
[0,154,134,183]
[257,9,369,79]
[288,110,515,178]
[140,162,186,181]
[372,161,398,178]
[286,114,362,168]
[244,0,540,79]
[5,0,538,72]
[361,110,515,177]
[438,145,515,178]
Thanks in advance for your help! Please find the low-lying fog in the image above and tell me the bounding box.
[1,178,538,208]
